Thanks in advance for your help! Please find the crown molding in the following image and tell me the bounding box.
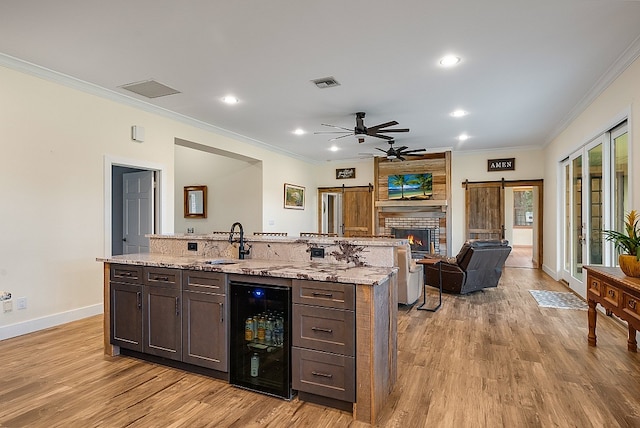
[0,53,318,164]
[544,33,640,146]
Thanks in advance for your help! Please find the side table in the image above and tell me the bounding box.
[416,258,442,312]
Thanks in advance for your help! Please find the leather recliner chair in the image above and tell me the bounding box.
[423,240,512,295]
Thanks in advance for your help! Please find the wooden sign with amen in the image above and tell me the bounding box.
[487,158,515,172]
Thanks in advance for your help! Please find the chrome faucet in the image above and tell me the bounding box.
[229,222,250,259]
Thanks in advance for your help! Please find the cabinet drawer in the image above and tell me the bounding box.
[144,267,182,288]
[293,304,355,356]
[603,282,620,307]
[111,264,143,284]
[184,271,227,295]
[292,280,354,310]
[292,347,355,403]
[587,276,602,297]
[622,292,640,323]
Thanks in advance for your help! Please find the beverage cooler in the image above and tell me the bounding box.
[229,280,292,399]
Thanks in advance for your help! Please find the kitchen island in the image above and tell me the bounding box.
[98,236,400,424]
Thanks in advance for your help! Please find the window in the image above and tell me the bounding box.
[513,187,533,227]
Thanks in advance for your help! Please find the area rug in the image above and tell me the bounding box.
[528,290,588,310]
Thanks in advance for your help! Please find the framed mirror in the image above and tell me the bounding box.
[184,185,207,218]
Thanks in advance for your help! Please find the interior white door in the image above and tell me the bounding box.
[123,171,153,254]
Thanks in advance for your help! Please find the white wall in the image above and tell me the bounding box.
[315,158,376,188]
[0,62,316,339]
[450,148,545,252]
[174,145,262,234]
[543,55,640,279]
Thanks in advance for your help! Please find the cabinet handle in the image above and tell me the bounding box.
[608,290,615,297]
[629,299,637,310]
[136,292,142,309]
[311,327,333,334]
[312,292,333,298]
[219,302,224,323]
[311,371,333,379]
[120,271,132,277]
[155,276,169,282]
[175,297,180,316]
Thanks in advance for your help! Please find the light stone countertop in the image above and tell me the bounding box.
[97,253,396,285]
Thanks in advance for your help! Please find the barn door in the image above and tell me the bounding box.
[465,181,504,241]
[318,186,373,237]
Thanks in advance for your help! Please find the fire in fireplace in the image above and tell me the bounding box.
[392,228,431,255]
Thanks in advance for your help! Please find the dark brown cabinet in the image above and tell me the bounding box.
[182,271,228,371]
[292,279,356,403]
[110,265,144,352]
[143,267,182,361]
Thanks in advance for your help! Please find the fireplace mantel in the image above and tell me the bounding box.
[375,200,448,208]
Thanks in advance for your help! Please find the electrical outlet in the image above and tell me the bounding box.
[16,297,27,310]
[310,247,325,259]
[187,242,198,251]
[3,300,12,313]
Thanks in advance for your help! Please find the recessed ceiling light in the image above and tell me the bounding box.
[329,145,339,152]
[450,109,468,118]
[439,55,461,67]
[222,95,239,104]
[293,128,306,135]
[458,133,470,141]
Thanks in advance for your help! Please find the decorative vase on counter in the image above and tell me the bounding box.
[619,254,640,278]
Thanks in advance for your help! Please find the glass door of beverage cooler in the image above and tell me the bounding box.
[229,281,292,399]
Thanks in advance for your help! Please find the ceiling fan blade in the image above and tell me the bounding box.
[401,148,428,154]
[395,146,408,152]
[370,134,393,140]
[368,121,398,131]
[375,147,388,153]
[397,155,406,161]
[329,134,354,141]
[320,124,352,131]
[314,131,351,134]
[375,128,410,133]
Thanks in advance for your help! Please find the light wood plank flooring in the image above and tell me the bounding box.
[1,268,639,427]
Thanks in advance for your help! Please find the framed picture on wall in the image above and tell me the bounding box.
[336,167,356,179]
[284,183,305,209]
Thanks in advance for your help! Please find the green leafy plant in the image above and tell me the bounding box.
[602,210,640,260]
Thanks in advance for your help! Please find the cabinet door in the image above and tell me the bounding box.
[143,284,182,360]
[182,291,228,371]
[111,282,143,352]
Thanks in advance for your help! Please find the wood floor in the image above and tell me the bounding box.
[1,268,640,427]
[505,245,534,269]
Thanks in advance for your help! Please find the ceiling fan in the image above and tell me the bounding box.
[315,111,409,143]
[364,140,428,161]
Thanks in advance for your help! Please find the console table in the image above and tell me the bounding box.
[585,266,640,352]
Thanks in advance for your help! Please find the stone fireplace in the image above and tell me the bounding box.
[374,151,451,257]
[384,216,443,257]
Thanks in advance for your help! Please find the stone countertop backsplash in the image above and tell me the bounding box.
[97,253,396,286]
[147,234,405,268]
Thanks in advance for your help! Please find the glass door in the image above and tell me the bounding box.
[561,120,628,297]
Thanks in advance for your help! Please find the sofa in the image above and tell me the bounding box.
[423,240,511,295]
[397,244,424,304]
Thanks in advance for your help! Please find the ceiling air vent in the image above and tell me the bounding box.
[311,76,340,89]
[120,79,181,98]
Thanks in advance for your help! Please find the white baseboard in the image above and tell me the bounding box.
[0,303,103,341]
[542,263,559,281]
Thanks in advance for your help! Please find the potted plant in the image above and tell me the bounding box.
[602,210,640,277]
